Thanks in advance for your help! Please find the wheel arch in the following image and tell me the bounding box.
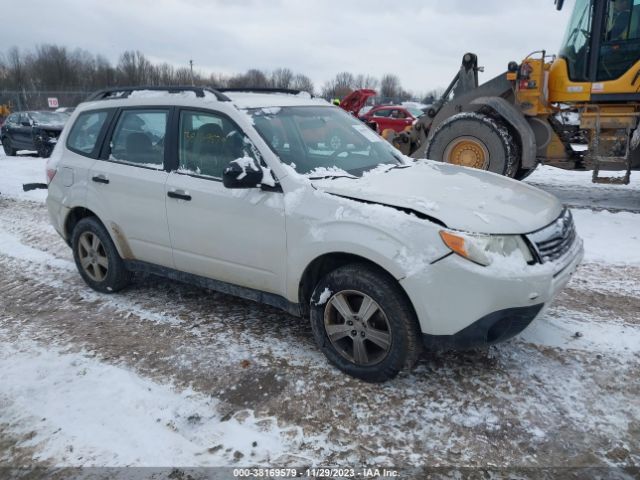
[297,252,418,320]
[64,206,99,244]
[469,96,537,169]
[65,207,134,261]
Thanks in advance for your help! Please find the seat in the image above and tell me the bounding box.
[125,132,158,166]
[191,123,225,177]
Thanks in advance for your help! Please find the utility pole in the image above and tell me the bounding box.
[189,59,194,86]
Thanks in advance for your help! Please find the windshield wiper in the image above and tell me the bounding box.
[308,173,358,180]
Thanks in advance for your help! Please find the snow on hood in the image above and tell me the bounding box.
[311,161,563,234]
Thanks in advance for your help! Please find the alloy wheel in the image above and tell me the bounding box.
[77,231,109,282]
[323,290,392,366]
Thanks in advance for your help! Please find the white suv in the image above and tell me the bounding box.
[46,86,583,382]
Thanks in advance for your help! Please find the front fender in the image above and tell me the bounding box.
[470,96,537,169]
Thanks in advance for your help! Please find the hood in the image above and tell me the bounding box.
[312,161,562,234]
[33,122,65,130]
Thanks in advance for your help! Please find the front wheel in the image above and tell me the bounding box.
[2,137,17,156]
[310,264,422,382]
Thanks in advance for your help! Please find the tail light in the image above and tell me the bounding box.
[46,167,57,184]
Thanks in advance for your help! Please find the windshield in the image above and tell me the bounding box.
[249,106,403,177]
[558,0,593,81]
[407,107,425,118]
[31,111,68,124]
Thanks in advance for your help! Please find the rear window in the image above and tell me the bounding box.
[67,111,109,157]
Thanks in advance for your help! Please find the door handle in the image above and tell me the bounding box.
[92,175,109,184]
[167,190,192,201]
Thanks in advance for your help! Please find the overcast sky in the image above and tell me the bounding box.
[1,0,574,94]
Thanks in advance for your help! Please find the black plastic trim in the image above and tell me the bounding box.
[86,85,231,102]
[219,87,311,97]
[124,260,301,317]
[422,304,544,350]
[591,92,640,102]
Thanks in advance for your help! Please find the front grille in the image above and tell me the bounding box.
[527,209,577,263]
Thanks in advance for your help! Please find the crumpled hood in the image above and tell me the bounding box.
[311,161,563,234]
[33,122,64,131]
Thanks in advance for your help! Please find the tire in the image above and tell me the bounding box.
[309,264,422,382]
[514,165,537,181]
[2,137,17,156]
[426,112,518,177]
[71,217,131,293]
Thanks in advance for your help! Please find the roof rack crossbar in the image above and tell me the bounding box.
[218,87,312,97]
[86,86,231,102]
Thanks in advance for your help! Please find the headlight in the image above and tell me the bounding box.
[439,230,533,266]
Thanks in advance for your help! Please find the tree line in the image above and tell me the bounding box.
[0,44,441,110]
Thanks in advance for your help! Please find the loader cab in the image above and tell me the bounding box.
[558,0,640,85]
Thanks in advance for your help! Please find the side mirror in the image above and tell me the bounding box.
[223,157,264,189]
[21,120,31,127]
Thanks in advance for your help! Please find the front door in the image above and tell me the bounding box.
[165,108,287,295]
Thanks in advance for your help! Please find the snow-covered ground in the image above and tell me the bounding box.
[0,152,639,475]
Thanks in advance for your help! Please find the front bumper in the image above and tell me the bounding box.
[401,236,584,347]
[422,303,544,350]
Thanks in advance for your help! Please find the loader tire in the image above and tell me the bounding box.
[426,112,518,177]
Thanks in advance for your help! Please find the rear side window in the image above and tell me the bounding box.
[67,111,109,156]
[108,109,168,170]
[373,109,391,117]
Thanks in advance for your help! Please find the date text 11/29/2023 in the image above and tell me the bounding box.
[232,467,399,477]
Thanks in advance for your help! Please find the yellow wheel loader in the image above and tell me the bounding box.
[394,0,640,184]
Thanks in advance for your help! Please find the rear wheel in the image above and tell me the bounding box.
[426,113,518,177]
[2,137,17,156]
[71,217,131,293]
[310,264,422,382]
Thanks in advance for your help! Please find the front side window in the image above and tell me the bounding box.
[559,0,593,81]
[108,109,168,169]
[250,106,402,177]
[598,0,640,81]
[67,111,109,156]
[178,110,260,179]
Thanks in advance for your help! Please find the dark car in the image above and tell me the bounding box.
[1,111,70,157]
[359,105,425,134]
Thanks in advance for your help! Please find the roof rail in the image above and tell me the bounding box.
[218,87,312,97]
[86,86,231,102]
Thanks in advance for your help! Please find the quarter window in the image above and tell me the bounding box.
[108,109,168,169]
[178,110,260,179]
[67,111,109,156]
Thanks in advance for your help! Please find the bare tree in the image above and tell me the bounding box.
[270,68,294,89]
[291,74,314,94]
[380,73,401,100]
[322,71,355,99]
[354,74,378,90]
[117,50,154,85]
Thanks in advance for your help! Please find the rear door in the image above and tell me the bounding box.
[372,108,393,132]
[86,107,174,267]
[164,108,287,295]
